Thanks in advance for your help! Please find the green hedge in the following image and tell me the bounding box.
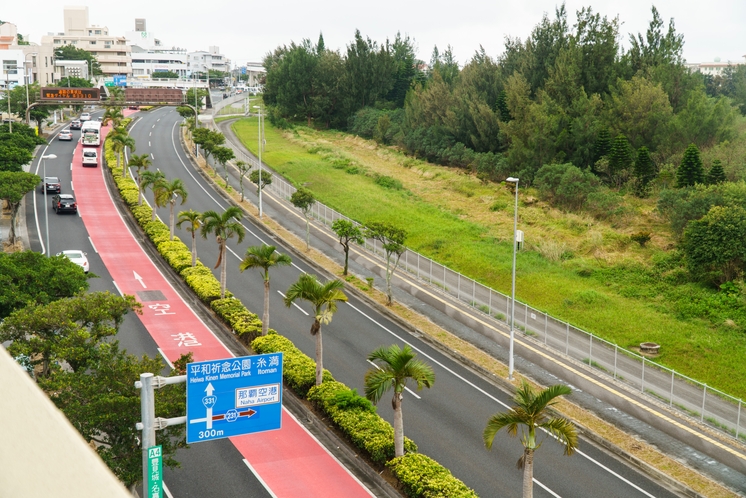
[180,265,227,303]
[211,298,263,343]
[157,239,193,273]
[308,381,416,465]
[387,454,478,498]
[251,333,333,397]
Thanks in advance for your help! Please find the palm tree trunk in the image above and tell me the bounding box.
[191,233,197,267]
[169,201,175,240]
[314,321,323,385]
[393,394,404,457]
[522,448,534,498]
[262,278,270,335]
[151,193,157,221]
[220,244,227,299]
[138,180,143,206]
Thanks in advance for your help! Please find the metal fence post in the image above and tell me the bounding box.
[670,371,675,407]
[488,289,492,316]
[458,274,461,301]
[473,280,476,306]
[702,385,707,423]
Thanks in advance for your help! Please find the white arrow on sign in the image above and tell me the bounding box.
[204,383,215,429]
[134,271,147,288]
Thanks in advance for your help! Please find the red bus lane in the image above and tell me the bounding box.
[72,120,375,497]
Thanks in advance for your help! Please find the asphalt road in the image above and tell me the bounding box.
[25,114,273,498]
[122,105,680,498]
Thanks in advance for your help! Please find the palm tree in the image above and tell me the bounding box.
[156,178,188,240]
[364,344,434,458]
[283,274,347,386]
[102,106,123,128]
[201,206,245,298]
[176,209,202,267]
[483,381,578,498]
[128,154,152,205]
[239,245,292,335]
[109,126,136,177]
[140,170,166,221]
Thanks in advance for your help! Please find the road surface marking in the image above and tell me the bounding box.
[88,236,98,253]
[277,290,308,315]
[112,280,123,296]
[158,348,174,369]
[242,459,278,498]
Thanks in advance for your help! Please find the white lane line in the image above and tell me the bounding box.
[112,281,123,296]
[158,349,174,369]
[70,162,73,171]
[534,479,561,497]
[70,181,74,191]
[150,153,155,160]
[33,146,50,255]
[152,123,156,128]
[88,236,98,253]
[149,141,151,147]
[242,459,278,498]
[277,290,308,315]
[149,131,152,137]
[157,118,161,122]
[366,360,421,399]
[162,481,174,498]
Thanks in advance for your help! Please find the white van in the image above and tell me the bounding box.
[82,149,98,167]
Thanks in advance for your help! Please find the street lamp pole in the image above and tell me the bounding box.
[24,53,38,125]
[42,154,57,257]
[506,177,519,380]
[253,105,263,218]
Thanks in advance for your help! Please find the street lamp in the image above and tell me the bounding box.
[42,154,57,257]
[506,177,519,380]
[24,53,38,125]
[253,105,263,218]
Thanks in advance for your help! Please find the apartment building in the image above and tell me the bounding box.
[188,46,230,77]
[0,22,55,90]
[40,6,131,82]
[125,19,188,78]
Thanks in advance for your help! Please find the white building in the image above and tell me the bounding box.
[188,46,230,77]
[0,22,56,90]
[686,56,746,77]
[125,19,188,78]
[40,6,131,81]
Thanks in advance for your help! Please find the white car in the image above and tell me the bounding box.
[82,149,98,167]
[80,112,92,121]
[57,250,89,273]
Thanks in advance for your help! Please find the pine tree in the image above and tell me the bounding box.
[633,146,655,196]
[707,159,726,185]
[316,33,325,54]
[607,134,633,186]
[496,90,511,122]
[676,143,705,188]
[593,128,612,162]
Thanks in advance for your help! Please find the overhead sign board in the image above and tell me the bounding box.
[146,445,163,498]
[124,88,184,104]
[40,87,99,101]
[186,353,283,444]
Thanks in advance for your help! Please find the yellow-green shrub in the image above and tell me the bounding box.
[251,333,333,396]
[211,298,263,343]
[387,454,477,498]
[308,381,416,465]
[181,265,226,302]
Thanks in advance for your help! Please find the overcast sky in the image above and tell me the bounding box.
[4,1,745,68]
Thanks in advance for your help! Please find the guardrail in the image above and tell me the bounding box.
[202,115,745,442]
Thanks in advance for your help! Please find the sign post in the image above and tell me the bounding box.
[186,353,283,443]
[146,445,163,498]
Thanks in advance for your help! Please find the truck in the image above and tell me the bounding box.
[81,120,102,147]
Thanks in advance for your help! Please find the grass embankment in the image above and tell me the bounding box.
[231,118,746,399]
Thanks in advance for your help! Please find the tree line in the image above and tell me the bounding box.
[265,7,742,186]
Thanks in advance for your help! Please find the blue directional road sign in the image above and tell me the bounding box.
[186,353,283,444]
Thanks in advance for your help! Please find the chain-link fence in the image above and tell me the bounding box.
[201,113,745,442]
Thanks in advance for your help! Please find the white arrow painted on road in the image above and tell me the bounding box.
[134,271,147,288]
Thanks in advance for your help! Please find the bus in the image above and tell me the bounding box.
[81,120,102,147]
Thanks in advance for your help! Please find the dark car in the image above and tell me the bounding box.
[52,194,77,214]
[42,177,61,193]
[69,120,82,130]
[128,105,139,110]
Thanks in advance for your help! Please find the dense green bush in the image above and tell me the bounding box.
[157,239,192,273]
[387,453,478,498]
[180,265,226,303]
[131,205,153,225]
[211,298,263,343]
[145,220,171,246]
[251,333,334,396]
